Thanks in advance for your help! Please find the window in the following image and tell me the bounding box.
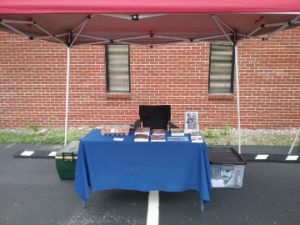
[105,45,130,92]
[208,43,234,94]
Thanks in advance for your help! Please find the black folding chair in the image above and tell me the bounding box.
[134,105,178,130]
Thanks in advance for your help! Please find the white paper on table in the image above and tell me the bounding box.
[113,137,124,141]
[191,139,203,143]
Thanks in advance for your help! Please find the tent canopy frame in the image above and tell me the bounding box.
[0,5,299,148]
[1,14,300,47]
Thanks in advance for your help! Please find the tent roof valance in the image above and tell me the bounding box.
[0,1,300,46]
[1,0,300,14]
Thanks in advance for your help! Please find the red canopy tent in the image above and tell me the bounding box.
[0,0,299,151]
[1,0,300,13]
[1,0,300,46]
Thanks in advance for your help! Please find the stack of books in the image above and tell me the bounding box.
[134,127,150,142]
[190,131,204,143]
[170,128,185,136]
[151,129,166,142]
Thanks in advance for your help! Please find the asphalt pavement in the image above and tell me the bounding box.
[0,144,299,225]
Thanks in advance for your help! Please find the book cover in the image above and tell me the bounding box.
[151,135,166,142]
[134,133,149,142]
[170,128,185,136]
[152,129,166,136]
[167,136,189,142]
[191,136,203,143]
[135,127,150,135]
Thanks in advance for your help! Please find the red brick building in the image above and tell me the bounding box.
[0,28,299,129]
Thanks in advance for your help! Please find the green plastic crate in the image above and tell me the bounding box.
[55,141,79,180]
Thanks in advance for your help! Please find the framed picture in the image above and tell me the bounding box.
[184,112,199,133]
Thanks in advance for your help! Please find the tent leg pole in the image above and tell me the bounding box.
[64,47,71,147]
[288,128,300,155]
[234,45,241,154]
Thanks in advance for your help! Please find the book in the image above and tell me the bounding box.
[170,128,185,136]
[134,127,150,142]
[134,134,149,142]
[150,135,166,142]
[167,136,189,142]
[191,136,203,143]
[135,127,150,135]
[152,129,166,136]
[100,125,130,136]
[190,131,204,143]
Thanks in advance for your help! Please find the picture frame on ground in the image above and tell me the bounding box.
[184,112,199,133]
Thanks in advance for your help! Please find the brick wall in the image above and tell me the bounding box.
[0,28,299,129]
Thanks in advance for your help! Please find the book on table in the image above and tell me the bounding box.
[170,128,185,136]
[190,131,204,143]
[151,129,166,136]
[134,134,149,142]
[167,136,189,142]
[100,125,130,136]
[150,128,166,142]
[135,127,150,135]
[150,135,166,142]
[191,136,204,143]
[134,127,150,142]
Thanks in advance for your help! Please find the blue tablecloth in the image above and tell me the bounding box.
[74,129,212,203]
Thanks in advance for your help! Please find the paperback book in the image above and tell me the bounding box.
[167,136,189,142]
[134,134,149,142]
[150,135,166,142]
[152,129,166,136]
[134,127,150,142]
[170,128,185,136]
[191,136,204,143]
[190,131,204,143]
[135,127,150,135]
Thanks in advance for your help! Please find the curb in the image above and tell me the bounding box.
[242,153,299,163]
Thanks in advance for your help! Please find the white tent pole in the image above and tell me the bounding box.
[64,47,71,147]
[288,128,300,155]
[234,44,241,154]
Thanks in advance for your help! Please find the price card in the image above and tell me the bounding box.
[113,137,124,141]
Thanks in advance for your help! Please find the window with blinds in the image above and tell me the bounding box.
[208,43,234,94]
[105,45,130,92]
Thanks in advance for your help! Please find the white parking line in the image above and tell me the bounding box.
[285,155,299,161]
[255,154,269,160]
[146,191,159,225]
[21,151,34,156]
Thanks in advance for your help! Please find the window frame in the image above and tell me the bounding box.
[208,43,235,94]
[105,44,131,93]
